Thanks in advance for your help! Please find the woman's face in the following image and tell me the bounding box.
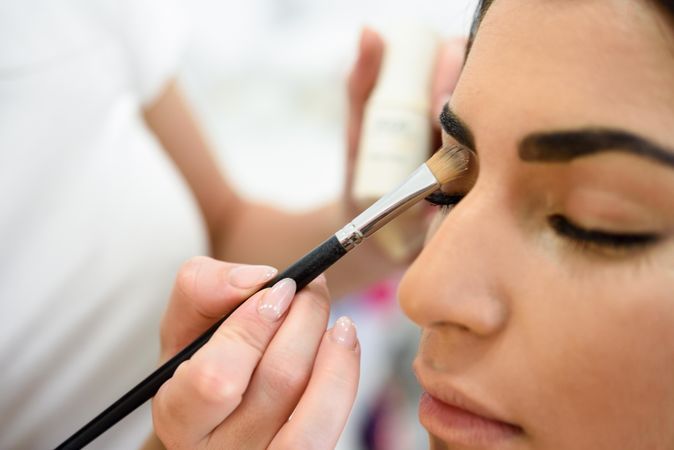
[398,0,674,449]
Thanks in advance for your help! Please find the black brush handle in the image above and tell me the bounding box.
[55,235,347,450]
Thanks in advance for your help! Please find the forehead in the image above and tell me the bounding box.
[453,0,674,148]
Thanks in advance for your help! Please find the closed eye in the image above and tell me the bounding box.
[549,214,660,251]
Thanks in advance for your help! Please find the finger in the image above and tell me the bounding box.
[345,27,384,193]
[211,276,332,448]
[153,278,296,447]
[431,37,467,123]
[160,257,277,361]
[347,27,384,112]
[269,316,360,450]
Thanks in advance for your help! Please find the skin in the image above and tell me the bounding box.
[398,0,674,449]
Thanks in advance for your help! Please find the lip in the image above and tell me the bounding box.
[416,371,523,448]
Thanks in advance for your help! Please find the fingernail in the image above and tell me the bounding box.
[257,278,296,321]
[331,316,357,349]
[229,265,277,289]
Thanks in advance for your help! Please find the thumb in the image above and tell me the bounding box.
[345,27,384,194]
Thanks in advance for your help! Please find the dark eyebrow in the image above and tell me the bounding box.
[519,128,674,168]
[440,104,476,150]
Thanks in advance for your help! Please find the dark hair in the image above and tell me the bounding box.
[473,0,674,20]
[659,0,674,16]
[465,0,493,57]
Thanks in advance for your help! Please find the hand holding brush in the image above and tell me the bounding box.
[56,144,472,449]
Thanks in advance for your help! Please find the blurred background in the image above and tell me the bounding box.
[177,0,478,448]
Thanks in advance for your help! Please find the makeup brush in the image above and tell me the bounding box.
[55,144,471,450]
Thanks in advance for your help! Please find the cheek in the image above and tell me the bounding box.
[513,265,674,447]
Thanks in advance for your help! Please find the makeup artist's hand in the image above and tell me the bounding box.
[150,257,360,449]
[344,28,467,201]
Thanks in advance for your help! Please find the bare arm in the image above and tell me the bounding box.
[143,80,399,298]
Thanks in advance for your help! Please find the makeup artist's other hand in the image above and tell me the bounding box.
[344,28,466,199]
[151,257,360,450]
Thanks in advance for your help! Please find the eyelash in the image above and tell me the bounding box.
[548,214,659,251]
[425,191,465,213]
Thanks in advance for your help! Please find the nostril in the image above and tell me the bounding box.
[431,321,471,334]
[456,323,471,333]
[424,292,509,338]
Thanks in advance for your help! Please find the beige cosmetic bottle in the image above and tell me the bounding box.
[353,23,439,261]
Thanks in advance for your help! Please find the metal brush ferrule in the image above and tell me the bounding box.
[335,164,440,251]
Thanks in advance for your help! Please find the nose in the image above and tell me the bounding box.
[399,188,510,337]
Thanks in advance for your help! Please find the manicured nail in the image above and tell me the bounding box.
[229,265,277,289]
[331,316,357,349]
[257,278,296,321]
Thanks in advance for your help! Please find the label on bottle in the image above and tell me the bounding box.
[353,106,431,200]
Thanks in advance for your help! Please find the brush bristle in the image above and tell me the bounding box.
[426,145,472,184]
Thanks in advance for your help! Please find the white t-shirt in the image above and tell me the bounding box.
[0,1,208,448]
